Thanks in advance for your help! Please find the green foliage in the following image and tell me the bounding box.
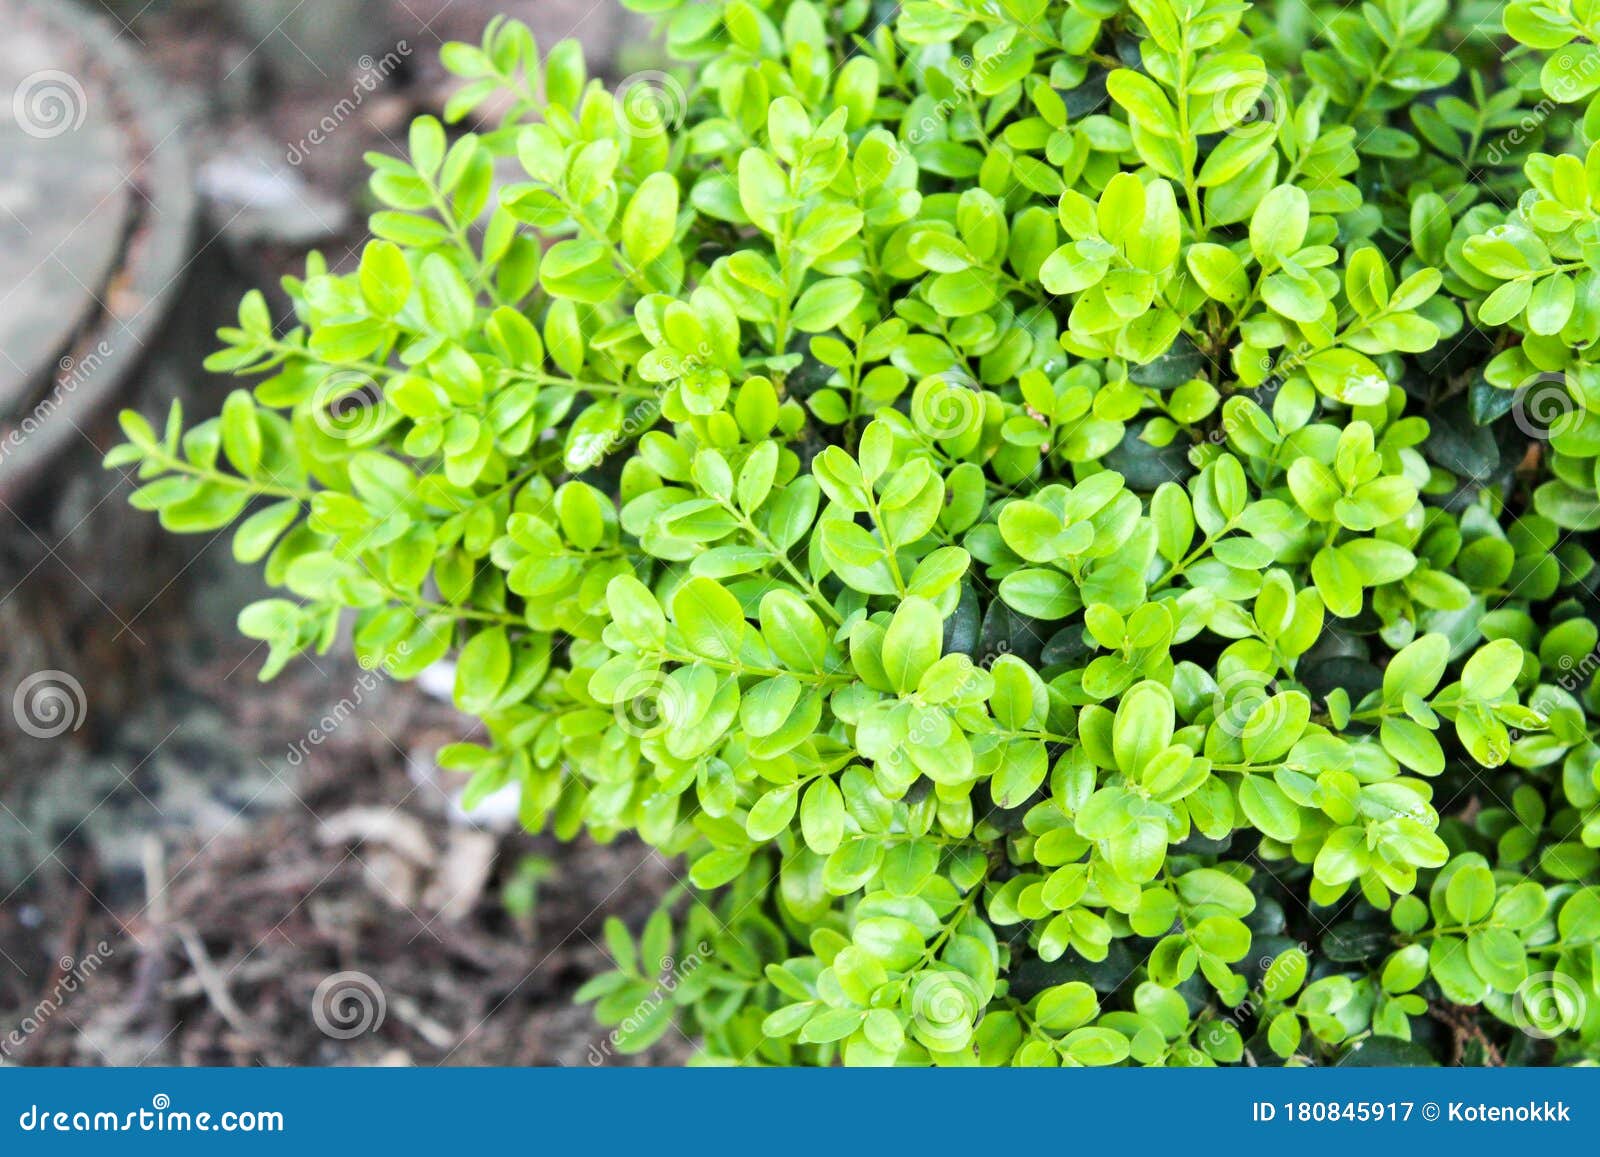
[109,0,1600,1065]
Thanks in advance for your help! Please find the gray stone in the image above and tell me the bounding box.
[221,0,390,86]
[197,134,350,246]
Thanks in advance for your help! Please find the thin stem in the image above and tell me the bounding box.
[144,452,315,503]
[1174,23,1206,237]
[721,499,845,626]
[257,340,654,398]
[652,647,850,687]
[863,489,909,598]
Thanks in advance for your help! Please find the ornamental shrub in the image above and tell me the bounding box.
[110,0,1600,1065]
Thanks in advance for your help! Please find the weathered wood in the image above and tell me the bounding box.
[0,0,196,504]
[0,5,128,420]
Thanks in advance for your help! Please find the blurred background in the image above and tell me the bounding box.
[0,0,687,1065]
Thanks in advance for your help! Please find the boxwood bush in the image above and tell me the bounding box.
[111,0,1600,1065]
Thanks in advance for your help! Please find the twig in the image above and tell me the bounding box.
[1429,1001,1504,1066]
[389,994,456,1050]
[174,922,284,1066]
